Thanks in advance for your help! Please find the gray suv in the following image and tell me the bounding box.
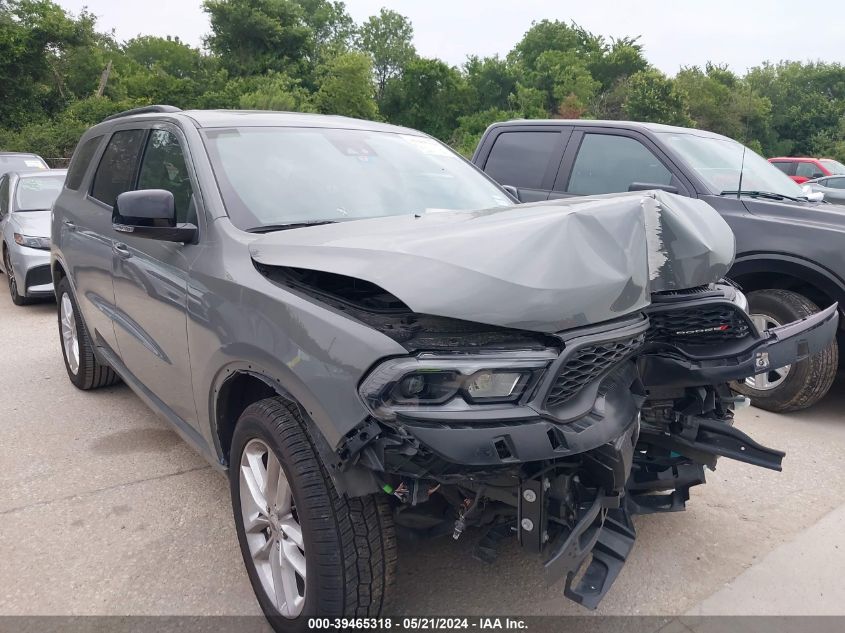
[51,106,837,628]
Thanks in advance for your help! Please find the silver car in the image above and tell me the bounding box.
[804,175,845,204]
[0,169,67,305]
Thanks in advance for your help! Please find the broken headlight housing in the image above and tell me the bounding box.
[359,350,557,421]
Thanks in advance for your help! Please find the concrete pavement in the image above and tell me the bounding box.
[1,287,843,617]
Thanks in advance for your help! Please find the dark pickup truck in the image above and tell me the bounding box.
[473,120,844,411]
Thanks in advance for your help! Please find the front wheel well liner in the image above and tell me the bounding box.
[214,371,279,465]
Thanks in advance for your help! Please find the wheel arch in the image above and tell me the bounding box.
[729,255,845,323]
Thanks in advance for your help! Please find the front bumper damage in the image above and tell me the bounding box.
[333,284,838,611]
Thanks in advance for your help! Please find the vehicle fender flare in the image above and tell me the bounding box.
[729,253,845,309]
[208,360,380,496]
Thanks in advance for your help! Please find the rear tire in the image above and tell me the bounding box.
[56,276,120,390]
[4,247,32,306]
[230,397,396,632]
[734,289,838,412]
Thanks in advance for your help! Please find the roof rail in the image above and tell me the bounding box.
[102,105,182,122]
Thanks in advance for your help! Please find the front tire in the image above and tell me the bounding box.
[230,397,396,632]
[56,276,120,390]
[4,248,32,306]
[734,289,838,412]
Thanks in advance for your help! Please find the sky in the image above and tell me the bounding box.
[55,0,845,75]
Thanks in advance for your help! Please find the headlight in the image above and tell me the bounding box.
[731,288,749,313]
[359,351,557,421]
[14,233,51,250]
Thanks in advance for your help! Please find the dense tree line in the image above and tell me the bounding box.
[2,0,844,161]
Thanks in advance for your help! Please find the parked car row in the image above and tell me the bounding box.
[0,105,830,632]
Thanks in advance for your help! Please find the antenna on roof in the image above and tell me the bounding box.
[736,144,747,200]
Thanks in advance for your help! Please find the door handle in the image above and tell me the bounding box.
[113,242,132,259]
[63,220,76,231]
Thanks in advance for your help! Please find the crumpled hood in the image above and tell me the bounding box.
[249,191,735,333]
[10,210,51,237]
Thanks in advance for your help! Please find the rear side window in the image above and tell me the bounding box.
[90,129,146,207]
[566,133,672,195]
[771,161,794,176]
[827,177,845,190]
[65,135,103,190]
[796,162,825,179]
[137,130,196,223]
[484,132,560,189]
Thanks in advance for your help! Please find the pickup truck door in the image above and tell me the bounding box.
[474,126,571,202]
[110,126,199,427]
[548,127,691,200]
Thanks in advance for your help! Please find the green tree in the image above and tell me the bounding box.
[238,73,314,111]
[359,8,416,102]
[381,57,470,141]
[464,55,518,112]
[203,0,313,78]
[313,51,378,119]
[623,69,692,126]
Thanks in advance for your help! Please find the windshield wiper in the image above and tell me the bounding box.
[720,190,802,202]
[246,220,337,234]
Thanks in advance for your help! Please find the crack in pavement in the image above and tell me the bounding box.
[0,465,213,516]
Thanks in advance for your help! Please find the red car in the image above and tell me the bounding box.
[768,156,845,183]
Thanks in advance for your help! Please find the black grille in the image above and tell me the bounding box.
[647,305,750,345]
[545,334,645,407]
[24,265,52,290]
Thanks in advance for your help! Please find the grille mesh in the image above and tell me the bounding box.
[647,305,750,345]
[545,334,645,408]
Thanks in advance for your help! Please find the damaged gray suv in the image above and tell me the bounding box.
[51,106,838,628]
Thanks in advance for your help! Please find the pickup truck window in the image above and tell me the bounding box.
[796,162,825,179]
[566,133,671,195]
[771,161,794,176]
[484,131,560,190]
[658,132,805,198]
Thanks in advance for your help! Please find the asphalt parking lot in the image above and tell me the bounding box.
[1,288,844,620]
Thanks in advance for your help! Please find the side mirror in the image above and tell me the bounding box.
[114,189,197,242]
[501,184,521,201]
[628,182,679,194]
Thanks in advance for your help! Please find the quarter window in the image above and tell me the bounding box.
[90,129,146,207]
[484,132,561,190]
[137,130,196,223]
[566,134,672,195]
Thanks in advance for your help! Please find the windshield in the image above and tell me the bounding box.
[201,127,512,230]
[820,159,845,175]
[15,174,65,211]
[657,132,805,198]
[0,154,48,177]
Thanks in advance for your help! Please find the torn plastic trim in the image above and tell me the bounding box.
[639,302,838,387]
[249,191,735,333]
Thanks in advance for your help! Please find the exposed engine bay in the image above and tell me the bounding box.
[252,193,839,610]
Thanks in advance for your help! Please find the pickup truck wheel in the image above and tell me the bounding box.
[230,397,396,631]
[734,289,838,412]
[55,277,121,390]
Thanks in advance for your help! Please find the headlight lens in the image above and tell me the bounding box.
[359,351,556,420]
[14,233,51,250]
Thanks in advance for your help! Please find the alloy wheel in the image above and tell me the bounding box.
[744,313,791,390]
[239,438,306,618]
[4,251,17,299]
[60,293,80,375]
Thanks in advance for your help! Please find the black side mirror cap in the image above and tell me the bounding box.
[114,189,197,243]
[628,182,680,194]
